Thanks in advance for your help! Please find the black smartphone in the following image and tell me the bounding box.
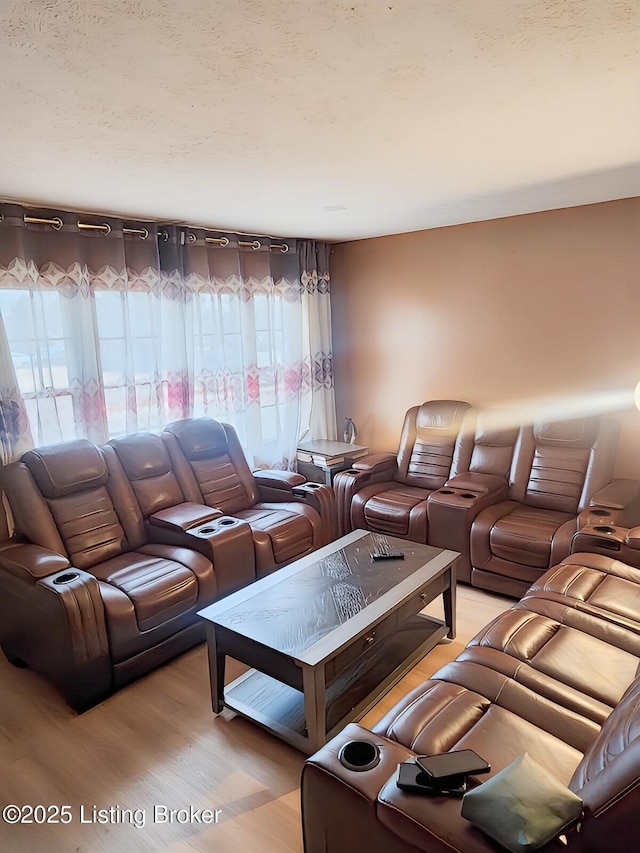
[416,749,490,782]
[396,762,466,796]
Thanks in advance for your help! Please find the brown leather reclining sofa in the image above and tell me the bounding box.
[335,401,637,597]
[301,551,640,853]
[0,418,336,711]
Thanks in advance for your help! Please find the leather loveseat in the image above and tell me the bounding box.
[0,419,336,711]
[301,551,640,853]
[336,402,631,596]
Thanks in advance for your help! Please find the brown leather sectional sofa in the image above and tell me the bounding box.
[334,400,639,597]
[301,551,640,853]
[0,417,336,711]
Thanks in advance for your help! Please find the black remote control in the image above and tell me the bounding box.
[372,551,405,561]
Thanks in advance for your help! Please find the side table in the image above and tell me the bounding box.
[296,439,368,486]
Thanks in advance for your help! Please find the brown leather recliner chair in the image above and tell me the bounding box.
[333,401,472,543]
[470,416,620,597]
[0,439,220,711]
[162,417,337,575]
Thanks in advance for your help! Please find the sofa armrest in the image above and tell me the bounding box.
[443,471,509,497]
[625,527,640,551]
[575,479,640,537]
[590,479,640,510]
[253,469,306,490]
[187,517,257,595]
[0,541,71,581]
[351,452,397,475]
[427,475,509,584]
[255,472,337,543]
[301,723,415,853]
[291,482,338,543]
[149,501,222,532]
[254,469,306,502]
[332,453,398,536]
[0,556,111,711]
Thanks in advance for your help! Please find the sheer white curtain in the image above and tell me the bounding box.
[0,209,185,445]
[0,205,337,469]
[176,230,336,468]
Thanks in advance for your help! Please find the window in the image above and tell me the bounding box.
[0,289,75,445]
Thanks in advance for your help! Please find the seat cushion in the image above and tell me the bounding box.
[375,682,583,853]
[359,485,430,538]
[92,549,199,631]
[490,506,573,568]
[236,503,314,564]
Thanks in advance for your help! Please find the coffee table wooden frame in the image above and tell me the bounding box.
[199,530,458,754]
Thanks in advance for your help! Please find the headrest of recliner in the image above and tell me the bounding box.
[22,440,108,498]
[164,418,229,461]
[475,411,519,447]
[416,400,470,433]
[109,433,171,480]
[534,417,599,449]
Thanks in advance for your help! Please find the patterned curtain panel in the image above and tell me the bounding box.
[0,317,32,465]
[0,203,336,469]
[165,228,335,468]
[298,241,337,444]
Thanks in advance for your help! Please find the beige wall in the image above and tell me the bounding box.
[331,198,640,479]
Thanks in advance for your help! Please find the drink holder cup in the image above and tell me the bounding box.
[338,740,381,772]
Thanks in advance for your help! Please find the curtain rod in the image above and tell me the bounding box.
[20,215,290,252]
[23,215,149,239]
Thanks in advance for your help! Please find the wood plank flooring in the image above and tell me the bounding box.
[0,585,509,853]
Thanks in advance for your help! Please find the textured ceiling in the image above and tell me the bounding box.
[1,0,639,241]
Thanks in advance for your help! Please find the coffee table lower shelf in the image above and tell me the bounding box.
[220,614,448,754]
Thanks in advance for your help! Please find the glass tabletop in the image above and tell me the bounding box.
[198,530,453,664]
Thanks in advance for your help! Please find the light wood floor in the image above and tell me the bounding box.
[0,585,509,853]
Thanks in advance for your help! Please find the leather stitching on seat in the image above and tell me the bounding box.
[380,683,444,739]
[406,690,481,752]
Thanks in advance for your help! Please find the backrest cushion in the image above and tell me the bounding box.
[397,400,470,489]
[21,441,127,569]
[164,418,258,512]
[523,418,600,513]
[468,412,519,478]
[109,433,186,516]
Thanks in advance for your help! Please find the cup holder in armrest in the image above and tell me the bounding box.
[196,517,236,535]
[294,484,322,496]
[438,489,455,495]
[460,493,476,499]
[593,525,616,534]
[337,740,381,772]
[53,572,80,585]
[591,509,611,517]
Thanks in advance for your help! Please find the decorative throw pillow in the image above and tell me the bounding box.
[460,752,583,852]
